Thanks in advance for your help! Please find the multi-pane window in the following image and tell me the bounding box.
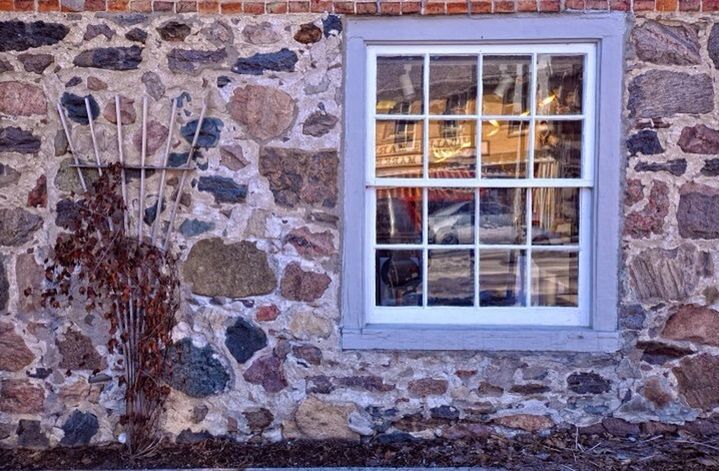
[368,44,595,326]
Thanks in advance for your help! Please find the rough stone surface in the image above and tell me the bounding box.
[18,53,53,74]
[662,305,719,346]
[243,354,287,393]
[243,22,281,44]
[60,92,99,125]
[0,164,21,187]
[15,253,44,314]
[244,408,273,432]
[219,145,248,171]
[102,95,135,124]
[302,111,339,137]
[627,71,714,118]
[701,159,719,176]
[0,379,44,413]
[0,126,41,154]
[280,262,331,302]
[167,48,226,73]
[495,414,554,432]
[637,341,694,365]
[673,354,719,410]
[73,46,143,70]
[624,180,669,238]
[677,183,719,239]
[60,410,99,446]
[634,159,686,176]
[292,344,322,365]
[626,130,664,156]
[256,304,280,322]
[157,21,191,41]
[27,175,47,208]
[84,23,114,41]
[0,208,42,246]
[678,124,719,154]
[0,322,34,371]
[632,20,701,65]
[567,372,611,394]
[259,147,338,208]
[295,23,322,44]
[227,85,296,142]
[141,71,165,100]
[125,27,147,43]
[164,339,230,398]
[295,396,358,440]
[285,227,335,258]
[57,329,105,370]
[198,176,247,204]
[183,238,277,298]
[408,378,449,396]
[132,120,168,155]
[232,48,298,75]
[180,117,223,147]
[16,420,48,448]
[179,218,214,237]
[0,81,47,116]
[708,23,719,69]
[225,318,267,364]
[0,21,69,52]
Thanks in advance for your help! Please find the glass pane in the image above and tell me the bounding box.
[479,249,526,307]
[428,249,474,306]
[428,120,476,178]
[376,188,422,244]
[531,188,579,245]
[375,119,423,178]
[428,188,474,245]
[376,56,424,115]
[481,120,529,178]
[429,56,477,115]
[479,188,526,244]
[534,120,582,178]
[376,249,423,306]
[531,251,578,306]
[536,55,583,115]
[482,55,531,116]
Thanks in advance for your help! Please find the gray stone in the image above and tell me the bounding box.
[141,71,165,100]
[57,329,105,371]
[0,208,42,246]
[164,338,230,398]
[201,20,233,47]
[167,48,226,74]
[0,58,12,73]
[180,117,223,147]
[627,130,664,156]
[634,159,686,176]
[244,408,273,432]
[629,244,711,303]
[709,23,719,69]
[175,429,213,444]
[60,410,98,446]
[225,318,267,364]
[0,21,69,52]
[232,48,298,75]
[632,21,701,65]
[627,71,713,118]
[302,111,339,137]
[54,130,68,156]
[16,420,48,448]
[157,21,191,41]
[219,145,248,171]
[323,15,342,37]
[702,159,719,177]
[198,176,247,204]
[335,375,394,393]
[183,238,277,298]
[125,27,147,43]
[637,341,694,365]
[65,76,82,87]
[73,46,142,70]
[619,304,646,330]
[242,22,280,45]
[55,159,99,194]
[431,405,460,420]
[292,344,322,366]
[0,127,40,154]
[179,219,214,237]
[0,164,20,188]
[227,85,297,142]
[567,372,611,394]
[678,124,719,154]
[83,23,114,41]
[678,183,719,239]
[97,13,147,27]
[60,92,99,125]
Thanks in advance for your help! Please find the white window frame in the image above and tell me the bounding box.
[341,14,625,352]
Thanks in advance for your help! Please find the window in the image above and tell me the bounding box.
[342,15,625,352]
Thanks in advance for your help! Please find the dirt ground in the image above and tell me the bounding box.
[2,429,719,470]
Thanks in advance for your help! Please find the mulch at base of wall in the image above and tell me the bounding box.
[1,431,718,471]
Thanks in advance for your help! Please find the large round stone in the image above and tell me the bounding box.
[0,81,46,116]
[225,318,267,364]
[227,85,296,142]
[183,238,277,298]
[164,338,230,398]
[294,396,359,440]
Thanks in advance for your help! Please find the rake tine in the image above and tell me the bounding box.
[115,95,129,233]
[138,95,148,242]
[162,96,207,252]
[151,97,178,246]
[56,102,88,193]
[84,97,103,176]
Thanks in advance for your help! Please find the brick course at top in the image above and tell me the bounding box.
[1,0,713,14]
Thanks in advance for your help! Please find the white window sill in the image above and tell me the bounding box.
[341,324,620,352]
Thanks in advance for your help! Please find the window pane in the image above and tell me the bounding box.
[532,188,579,245]
[428,249,474,306]
[536,55,583,115]
[479,249,526,307]
[428,188,474,245]
[375,119,423,178]
[428,120,476,178]
[376,188,422,244]
[531,251,578,306]
[376,56,424,115]
[534,120,582,178]
[429,56,477,115]
[376,250,423,306]
[482,55,531,116]
[479,188,526,244]
[481,120,529,178]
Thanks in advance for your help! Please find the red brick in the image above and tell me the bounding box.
[402,0,421,12]
[107,0,128,9]
[13,0,34,10]
[423,1,445,13]
[703,0,719,9]
[655,0,676,7]
[380,1,401,13]
[633,0,655,9]
[678,0,699,9]
[288,0,310,11]
[266,0,287,11]
[310,0,332,10]
[565,0,584,7]
[445,1,467,12]
[470,0,491,11]
[493,0,515,11]
[84,0,106,9]
[609,0,628,9]
[0,0,13,10]
[38,0,59,9]
[242,0,263,10]
[129,0,152,10]
[355,0,377,13]
[333,0,353,11]
[153,0,173,9]
[176,0,196,10]
[516,0,536,10]
[197,0,218,11]
[538,0,559,10]
[220,0,242,10]
[585,0,606,8]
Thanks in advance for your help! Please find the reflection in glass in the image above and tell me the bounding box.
[428,188,475,245]
[479,249,526,306]
[429,56,477,115]
[428,250,474,306]
[376,250,423,306]
[479,188,526,244]
[531,251,578,306]
[376,56,424,115]
[532,188,579,245]
[482,55,531,116]
[375,119,423,178]
[429,120,476,178]
[481,120,529,178]
[376,188,422,244]
[536,55,583,115]
[534,120,582,178]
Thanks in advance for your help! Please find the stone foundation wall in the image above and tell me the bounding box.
[0,11,719,448]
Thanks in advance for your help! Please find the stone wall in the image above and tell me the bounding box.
[0,11,719,449]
